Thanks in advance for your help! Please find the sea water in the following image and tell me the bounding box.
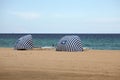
[0,34,120,50]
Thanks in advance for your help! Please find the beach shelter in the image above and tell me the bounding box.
[14,35,33,50]
[56,35,83,52]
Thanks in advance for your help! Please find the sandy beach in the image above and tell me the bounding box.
[0,48,120,80]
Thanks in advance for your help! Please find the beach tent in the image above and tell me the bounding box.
[56,35,83,52]
[14,35,33,50]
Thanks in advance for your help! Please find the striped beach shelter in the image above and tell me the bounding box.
[14,35,33,50]
[56,35,83,52]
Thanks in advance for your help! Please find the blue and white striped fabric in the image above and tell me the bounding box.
[56,35,83,52]
[14,35,33,50]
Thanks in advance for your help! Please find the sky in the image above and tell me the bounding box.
[0,0,120,33]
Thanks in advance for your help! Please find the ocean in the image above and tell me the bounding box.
[0,34,120,50]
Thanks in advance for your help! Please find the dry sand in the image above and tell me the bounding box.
[0,48,120,80]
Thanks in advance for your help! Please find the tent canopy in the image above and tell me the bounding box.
[14,35,33,50]
[56,35,83,52]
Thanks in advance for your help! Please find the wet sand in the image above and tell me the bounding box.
[0,48,120,80]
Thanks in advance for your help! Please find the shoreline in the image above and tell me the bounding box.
[0,48,120,80]
[0,47,120,50]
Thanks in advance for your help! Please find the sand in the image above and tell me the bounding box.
[0,48,120,80]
